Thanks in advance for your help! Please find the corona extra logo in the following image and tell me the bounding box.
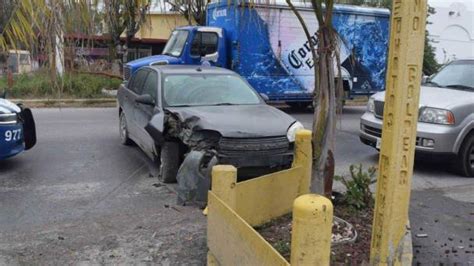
[213,8,227,20]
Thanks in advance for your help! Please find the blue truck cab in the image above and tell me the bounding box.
[0,97,36,160]
[124,26,229,79]
[124,2,390,105]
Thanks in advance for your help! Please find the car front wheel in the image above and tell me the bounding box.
[159,141,180,183]
[119,112,132,145]
[456,133,474,177]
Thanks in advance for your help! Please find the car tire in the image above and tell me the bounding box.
[159,141,180,183]
[456,133,474,177]
[119,112,133,146]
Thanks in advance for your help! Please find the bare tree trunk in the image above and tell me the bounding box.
[286,0,339,197]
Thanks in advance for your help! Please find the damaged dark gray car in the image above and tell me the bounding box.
[117,65,303,203]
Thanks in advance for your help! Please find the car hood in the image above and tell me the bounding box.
[126,55,182,68]
[166,104,296,138]
[0,98,21,114]
[372,86,474,109]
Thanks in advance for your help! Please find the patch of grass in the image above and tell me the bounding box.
[0,70,122,98]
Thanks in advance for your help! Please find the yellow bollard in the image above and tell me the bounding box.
[290,194,333,266]
[370,0,427,265]
[211,165,237,210]
[292,129,313,195]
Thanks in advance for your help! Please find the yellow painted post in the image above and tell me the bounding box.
[207,252,218,266]
[290,194,333,266]
[211,165,237,210]
[292,130,313,195]
[370,0,427,265]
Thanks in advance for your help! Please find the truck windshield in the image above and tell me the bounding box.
[163,74,262,107]
[428,60,474,91]
[162,30,189,57]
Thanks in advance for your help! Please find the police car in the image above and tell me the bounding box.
[0,94,36,160]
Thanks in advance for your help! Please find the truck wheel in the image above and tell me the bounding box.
[119,112,132,146]
[159,141,180,183]
[287,102,310,111]
[456,133,474,177]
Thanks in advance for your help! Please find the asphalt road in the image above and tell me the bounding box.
[0,107,472,264]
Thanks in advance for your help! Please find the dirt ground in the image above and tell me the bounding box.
[256,204,372,265]
[0,179,208,265]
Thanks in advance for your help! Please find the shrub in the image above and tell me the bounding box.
[0,70,122,98]
[334,164,377,210]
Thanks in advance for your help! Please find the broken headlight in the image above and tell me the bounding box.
[287,121,304,142]
[0,113,17,124]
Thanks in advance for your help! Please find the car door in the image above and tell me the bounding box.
[123,69,149,141]
[134,70,159,159]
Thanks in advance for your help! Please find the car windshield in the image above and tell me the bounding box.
[428,60,474,91]
[162,30,189,57]
[163,74,262,107]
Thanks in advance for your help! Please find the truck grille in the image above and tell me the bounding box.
[123,66,131,81]
[374,101,384,119]
[218,136,290,156]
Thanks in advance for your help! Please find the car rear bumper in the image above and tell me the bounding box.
[360,112,460,155]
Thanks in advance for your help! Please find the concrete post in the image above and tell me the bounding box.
[291,194,333,265]
[211,165,237,210]
[292,129,313,195]
[370,0,427,265]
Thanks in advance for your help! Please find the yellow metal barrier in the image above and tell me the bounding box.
[207,130,333,265]
[370,0,427,265]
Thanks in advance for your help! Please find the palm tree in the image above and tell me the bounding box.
[0,0,37,51]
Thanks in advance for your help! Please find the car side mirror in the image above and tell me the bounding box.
[422,75,429,84]
[136,94,155,106]
[259,93,269,102]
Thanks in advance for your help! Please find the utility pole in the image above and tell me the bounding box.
[370,0,427,265]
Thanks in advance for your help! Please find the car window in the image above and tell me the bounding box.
[142,71,158,101]
[190,32,218,57]
[430,60,474,90]
[131,69,149,94]
[163,74,261,107]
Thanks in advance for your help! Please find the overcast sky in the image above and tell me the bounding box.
[429,0,473,10]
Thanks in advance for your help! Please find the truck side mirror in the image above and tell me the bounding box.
[202,52,219,63]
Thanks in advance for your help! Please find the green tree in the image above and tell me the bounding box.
[165,0,209,26]
[102,0,151,62]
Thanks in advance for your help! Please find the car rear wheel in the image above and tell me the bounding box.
[119,112,132,146]
[456,133,474,177]
[159,141,180,183]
